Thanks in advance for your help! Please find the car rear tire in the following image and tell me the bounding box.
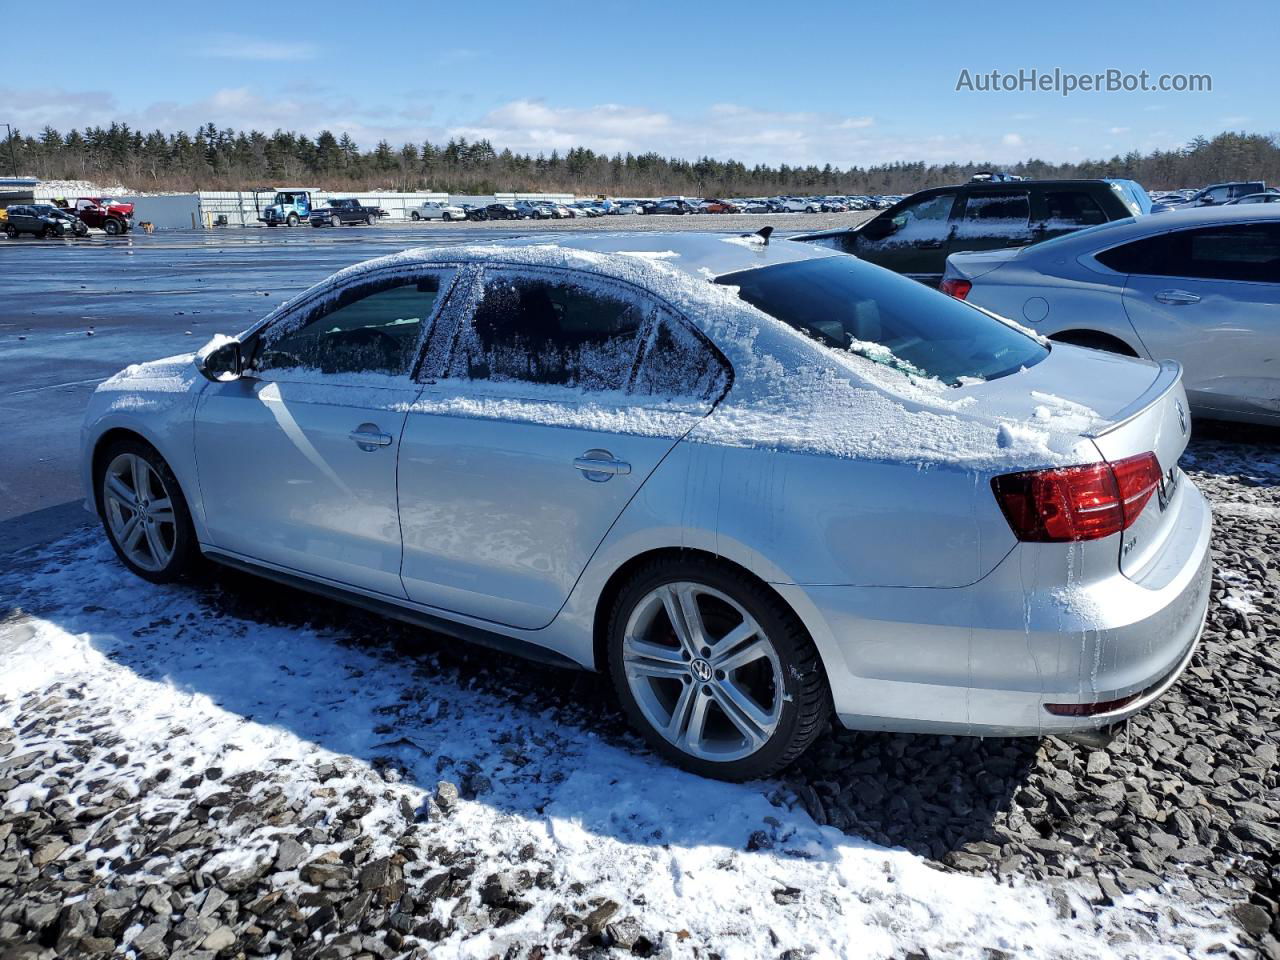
[287,214,299,227]
[104,218,121,236]
[365,214,374,225]
[411,211,421,221]
[95,438,199,584]
[607,556,831,781]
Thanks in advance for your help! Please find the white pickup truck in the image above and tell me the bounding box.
[409,201,466,222]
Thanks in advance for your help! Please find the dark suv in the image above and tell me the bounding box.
[794,177,1146,286]
[4,204,86,239]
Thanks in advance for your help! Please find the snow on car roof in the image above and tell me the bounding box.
[237,238,1095,472]
[495,231,844,279]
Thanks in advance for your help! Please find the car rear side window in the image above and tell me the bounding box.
[633,309,730,402]
[447,273,645,390]
[1041,191,1107,227]
[717,255,1047,386]
[958,190,1031,235]
[256,275,445,376]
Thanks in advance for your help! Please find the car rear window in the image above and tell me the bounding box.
[716,256,1047,385]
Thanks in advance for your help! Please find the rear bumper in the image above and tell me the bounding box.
[778,479,1213,737]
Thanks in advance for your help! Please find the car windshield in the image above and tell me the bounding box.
[1024,216,1136,251]
[716,256,1047,386]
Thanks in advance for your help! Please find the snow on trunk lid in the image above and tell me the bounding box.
[1087,361,1193,580]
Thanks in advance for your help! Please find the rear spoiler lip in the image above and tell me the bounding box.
[1084,359,1183,439]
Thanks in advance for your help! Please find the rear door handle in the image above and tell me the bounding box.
[573,451,631,481]
[350,428,393,450]
[1155,289,1201,305]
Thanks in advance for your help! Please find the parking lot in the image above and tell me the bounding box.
[1,221,1277,958]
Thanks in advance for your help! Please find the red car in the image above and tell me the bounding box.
[70,197,134,235]
[701,199,741,214]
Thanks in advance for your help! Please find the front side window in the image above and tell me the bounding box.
[256,273,448,377]
[447,272,645,390]
[889,192,956,231]
[1175,224,1280,282]
[1098,225,1280,282]
[717,256,1047,386]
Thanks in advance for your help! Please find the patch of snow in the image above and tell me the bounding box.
[0,532,1240,960]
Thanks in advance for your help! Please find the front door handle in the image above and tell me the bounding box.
[1155,289,1201,305]
[574,450,631,482]
[350,426,393,450]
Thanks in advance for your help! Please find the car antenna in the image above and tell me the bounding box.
[744,225,773,245]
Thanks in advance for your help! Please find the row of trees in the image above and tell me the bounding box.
[5,122,1277,196]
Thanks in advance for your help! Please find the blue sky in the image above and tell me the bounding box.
[2,0,1274,167]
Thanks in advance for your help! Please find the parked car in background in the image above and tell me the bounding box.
[1226,191,1280,205]
[4,204,80,238]
[942,206,1280,424]
[1176,181,1266,206]
[513,201,550,220]
[83,232,1210,780]
[310,198,385,227]
[36,204,89,237]
[68,197,133,235]
[463,204,488,221]
[700,199,741,214]
[796,177,1146,287]
[411,201,466,221]
[646,197,697,215]
[484,203,520,221]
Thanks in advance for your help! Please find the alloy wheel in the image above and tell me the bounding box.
[622,581,784,762]
[102,452,177,572]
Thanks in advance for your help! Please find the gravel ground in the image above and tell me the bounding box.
[0,422,1276,959]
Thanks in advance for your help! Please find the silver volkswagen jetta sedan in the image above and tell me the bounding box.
[942,206,1280,424]
[81,233,1212,780]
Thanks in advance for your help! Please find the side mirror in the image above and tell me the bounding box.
[196,336,243,382]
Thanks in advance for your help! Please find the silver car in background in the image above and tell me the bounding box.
[942,206,1280,424]
[81,233,1211,780]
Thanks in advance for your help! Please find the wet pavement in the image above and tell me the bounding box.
[0,226,525,552]
[1,217,866,553]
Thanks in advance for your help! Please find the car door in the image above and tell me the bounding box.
[194,266,456,596]
[1118,222,1280,420]
[854,189,961,285]
[398,265,730,629]
[949,188,1035,263]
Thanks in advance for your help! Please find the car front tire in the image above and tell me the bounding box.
[96,438,199,584]
[607,556,831,781]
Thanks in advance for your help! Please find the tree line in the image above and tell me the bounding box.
[5,123,1278,196]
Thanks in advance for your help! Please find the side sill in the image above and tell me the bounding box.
[201,548,585,672]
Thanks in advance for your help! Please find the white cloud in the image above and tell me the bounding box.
[1220,115,1251,125]
[201,33,318,62]
[1108,126,1130,134]
[0,86,1182,169]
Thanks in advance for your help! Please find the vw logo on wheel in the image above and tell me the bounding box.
[690,658,713,683]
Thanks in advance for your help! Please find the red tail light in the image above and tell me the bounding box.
[991,452,1163,542]
[940,277,972,300]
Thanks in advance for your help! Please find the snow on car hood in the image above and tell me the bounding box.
[242,244,1131,471]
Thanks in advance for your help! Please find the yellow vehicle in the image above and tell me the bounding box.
[0,208,8,226]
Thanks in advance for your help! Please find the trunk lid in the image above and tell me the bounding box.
[956,347,1190,578]
[945,246,1022,282]
[1086,360,1192,580]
